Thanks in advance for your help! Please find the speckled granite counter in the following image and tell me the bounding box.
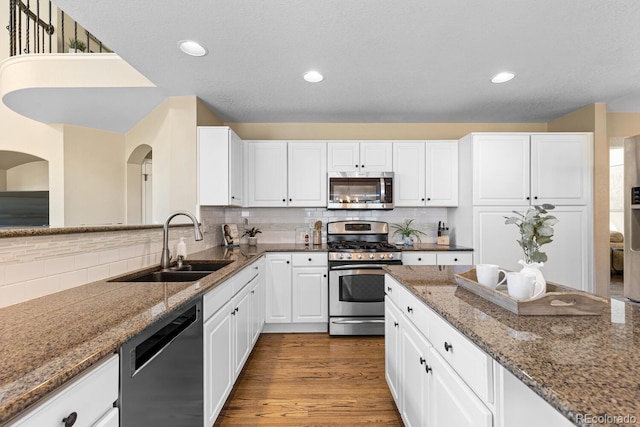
[384,265,639,427]
[396,242,473,251]
[0,243,331,425]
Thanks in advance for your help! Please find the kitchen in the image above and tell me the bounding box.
[2,1,640,426]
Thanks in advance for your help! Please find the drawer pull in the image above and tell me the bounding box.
[419,357,426,365]
[418,257,422,261]
[394,322,399,327]
[444,341,453,352]
[407,307,413,313]
[62,412,78,427]
[425,364,432,374]
[309,258,312,261]
[387,286,392,292]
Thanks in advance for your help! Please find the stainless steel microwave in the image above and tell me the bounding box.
[327,172,394,210]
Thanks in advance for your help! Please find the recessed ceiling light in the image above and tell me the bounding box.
[303,71,324,83]
[178,40,207,57]
[491,72,515,83]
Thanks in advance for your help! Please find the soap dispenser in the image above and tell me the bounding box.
[176,237,187,259]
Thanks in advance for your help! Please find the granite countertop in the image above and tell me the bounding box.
[384,265,639,427]
[0,245,271,425]
[399,242,473,251]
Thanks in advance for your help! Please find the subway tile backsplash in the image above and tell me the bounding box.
[0,205,447,307]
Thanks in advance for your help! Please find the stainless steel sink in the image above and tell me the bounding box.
[109,260,233,282]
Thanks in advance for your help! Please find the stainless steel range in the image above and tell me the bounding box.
[327,220,402,335]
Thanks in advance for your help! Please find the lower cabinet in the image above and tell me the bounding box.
[203,257,265,427]
[265,253,328,331]
[402,251,473,266]
[8,355,119,427]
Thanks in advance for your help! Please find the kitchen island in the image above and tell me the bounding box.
[384,265,639,427]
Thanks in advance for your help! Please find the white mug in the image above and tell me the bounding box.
[506,272,545,300]
[475,264,507,288]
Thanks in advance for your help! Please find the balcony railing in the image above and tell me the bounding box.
[6,0,110,56]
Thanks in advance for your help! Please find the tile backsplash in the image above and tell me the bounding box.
[0,206,447,307]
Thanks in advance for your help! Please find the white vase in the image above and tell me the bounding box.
[248,236,258,246]
[518,260,546,293]
[403,236,413,246]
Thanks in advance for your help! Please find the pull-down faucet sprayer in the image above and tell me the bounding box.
[160,211,203,270]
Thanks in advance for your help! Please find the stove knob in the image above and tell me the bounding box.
[346,254,352,260]
[388,253,394,259]
[339,254,344,260]
[357,254,363,259]
[380,254,386,259]
[369,254,375,259]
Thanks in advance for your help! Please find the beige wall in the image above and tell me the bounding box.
[63,125,126,226]
[548,103,608,296]
[7,161,48,190]
[607,112,640,138]
[197,99,224,126]
[0,170,6,190]
[227,122,548,140]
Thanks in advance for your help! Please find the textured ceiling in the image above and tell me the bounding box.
[52,0,640,123]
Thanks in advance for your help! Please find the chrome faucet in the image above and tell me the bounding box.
[160,211,204,270]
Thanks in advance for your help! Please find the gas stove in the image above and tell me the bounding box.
[326,221,402,263]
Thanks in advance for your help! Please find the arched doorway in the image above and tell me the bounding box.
[127,144,152,225]
[0,151,49,227]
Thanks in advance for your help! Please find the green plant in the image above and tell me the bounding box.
[242,227,262,238]
[504,204,558,263]
[68,37,86,51]
[391,219,425,243]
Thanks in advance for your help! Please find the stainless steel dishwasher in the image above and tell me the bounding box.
[119,297,203,427]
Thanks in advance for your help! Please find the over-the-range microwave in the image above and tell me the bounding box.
[327,172,394,210]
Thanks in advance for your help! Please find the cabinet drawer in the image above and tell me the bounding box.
[9,355,119,427]
[232,260,261,294]
[292,252,328,267]
[204,279,233,321]
[398,285,430,338]
[402,252,437,265]
[385,275,403,306]
[428,310,493,403]
[436,252,473,265]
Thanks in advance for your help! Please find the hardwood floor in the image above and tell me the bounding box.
[214,333,403,426]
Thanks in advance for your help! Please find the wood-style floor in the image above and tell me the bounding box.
[213,333,404,426]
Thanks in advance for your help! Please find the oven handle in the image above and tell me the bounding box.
[329,264,390,270]
[331,319,385,324]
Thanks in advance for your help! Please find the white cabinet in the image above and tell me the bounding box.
[393,140,458,207]
[265,252,328,329]
[471,133,592,206]
[198,126,244,206]
[265,253,293,323]
[203,257,265,426]
[8,355,119,427]
[247,141,327,207]
[473,205,591,291]
[402,251,473,266]
[385,275,493,427]
[247,141,288,207]
[327,141,392,172]
[288,142,327,207]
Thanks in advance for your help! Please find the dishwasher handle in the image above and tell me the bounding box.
[130,304,199,375]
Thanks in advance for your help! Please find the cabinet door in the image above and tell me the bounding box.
[530,134,591,205]
[429,349,492,427]
[93,408,119,427]
[360,141,393,171]
[228,129,244,205]
[425,141,458,206]
[247,141,288,206]
[288,142,327,207]
[473,134,530,205]
[250,264,265,346]
[292,266,328,322]
[233,284,252,379]
[203,300,233,427]
[400,319,431,427]
[328,141,359,172]
[473,206,526,272]
[393,141,426,206]
[385,297,402,404]
[198,127,231,206]
[265,253,292,323]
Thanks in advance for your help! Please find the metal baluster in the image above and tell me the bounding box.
[24,0,29,53]
[18,4,22,55]
[61,10,64,52]
[48,0,51,52]
[74,21,77,52]
[85,29,89,53]
[8,0,16,56]
[36,0,39,52]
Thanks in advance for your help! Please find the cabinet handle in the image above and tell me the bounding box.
[425,364,432,374]
[361,164,365,168]
[454,258,458,262]
[427,198,431,201]
[355,164,359,168]
[419,357,426,365]
[235,307,239,313]
[231,196,235,199]
[526,196,530,200]
[62,412,78,427]
[418,257,422,261]
[323,274,327,277]
[289,198,292,202]
[407,306,413,313]
[394,322,399,327]
[251,290,255,294]
[387,286,392,292]
[231,310,236,315]
[444,341,453,352]
[308,258,312,261]
[286,261,290,264]
[282,198,286,202]
[421,198,425,201]
[534,196,538,200]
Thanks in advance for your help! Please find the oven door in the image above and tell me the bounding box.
[329,265,386,317]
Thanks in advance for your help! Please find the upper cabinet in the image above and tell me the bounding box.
[198,126,244,206]
[471,133,592,206]
[393,140,458,207]
[327,141,392,172]
[247,141,327,207]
